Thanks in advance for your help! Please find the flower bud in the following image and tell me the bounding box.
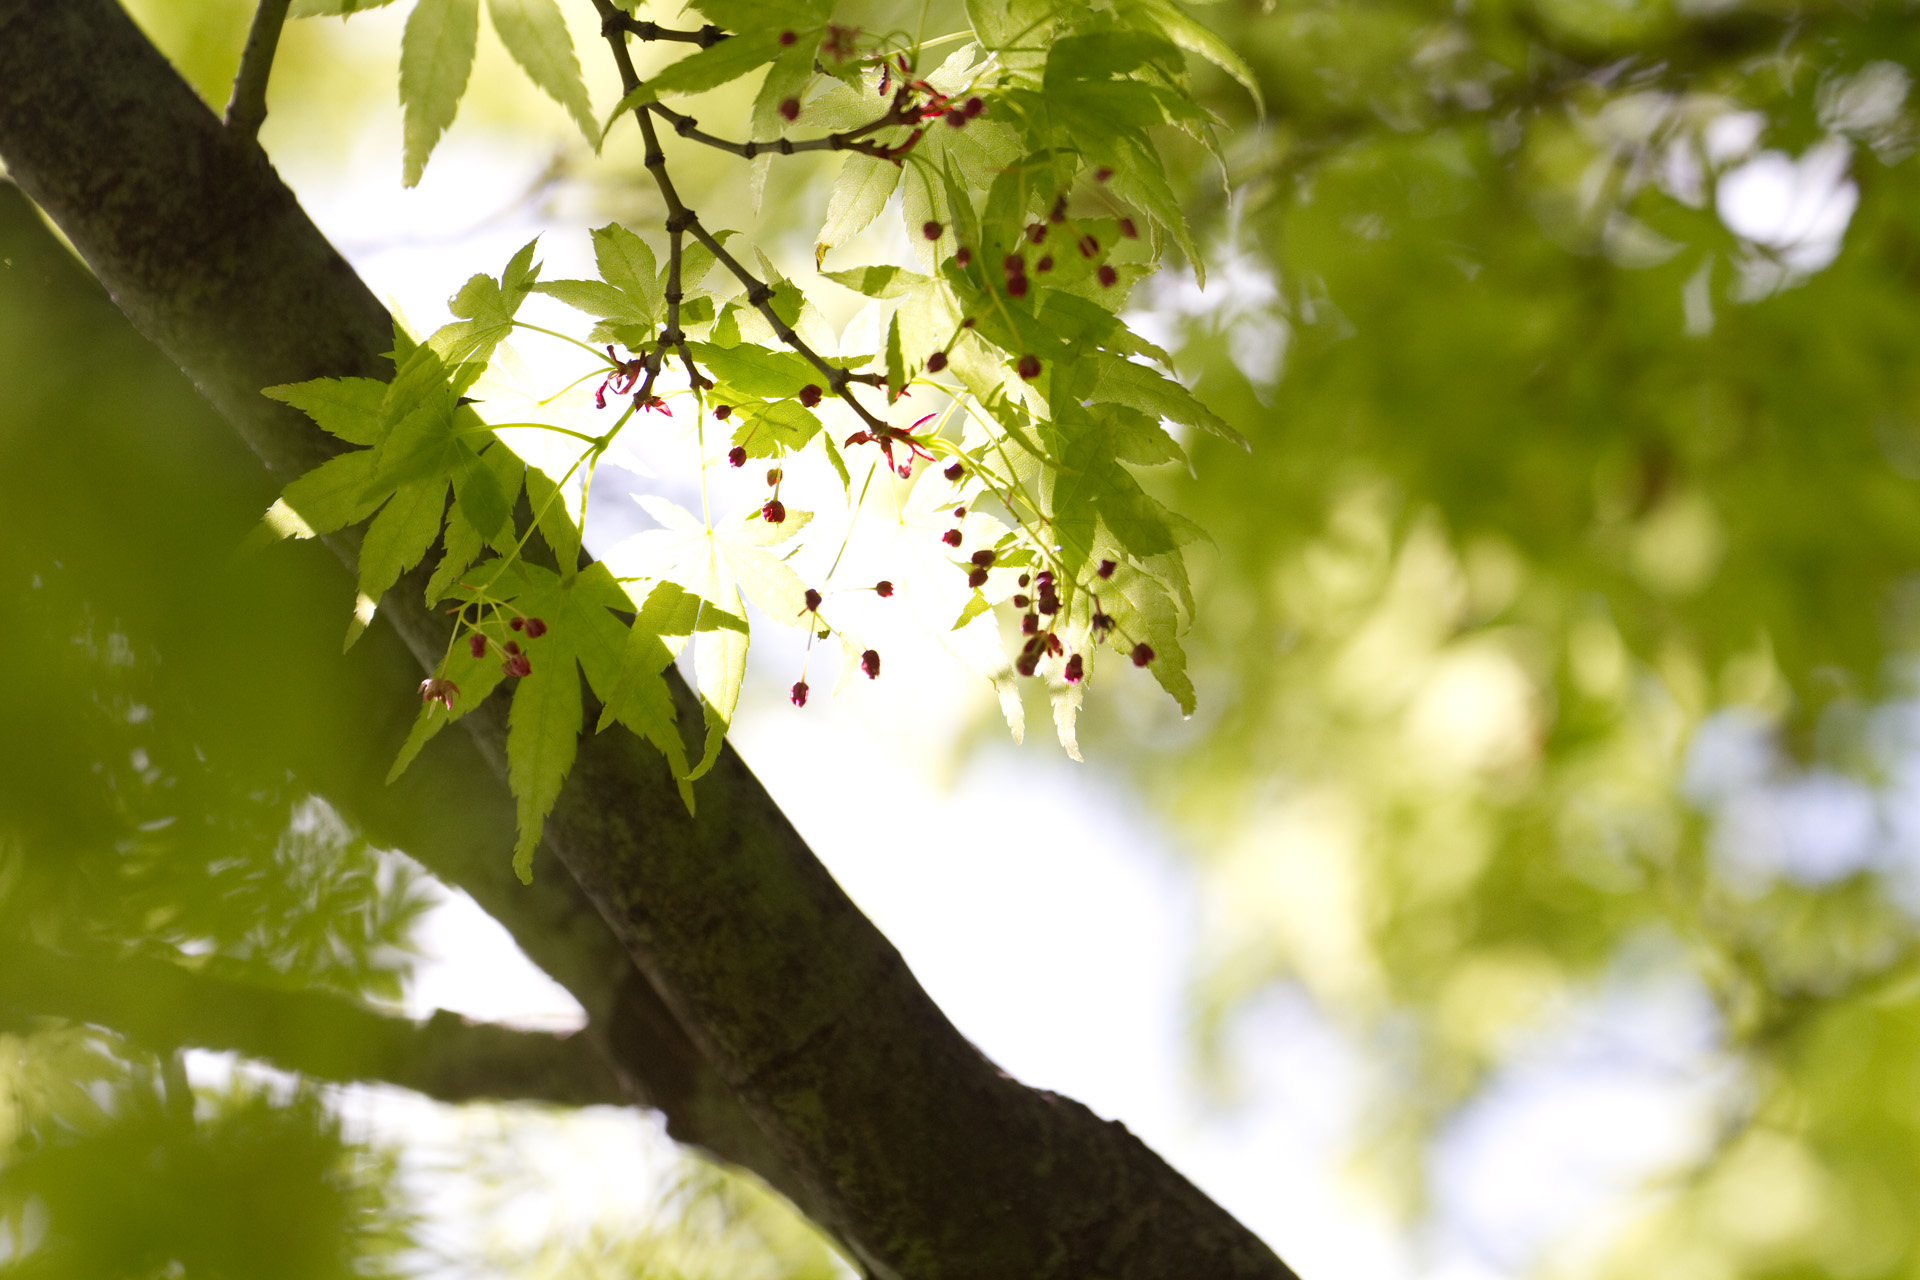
[1131,642,1154,667]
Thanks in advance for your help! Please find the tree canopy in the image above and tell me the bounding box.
[3,0,1919,1275]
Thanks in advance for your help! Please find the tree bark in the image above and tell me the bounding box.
[0,6,1297,1278]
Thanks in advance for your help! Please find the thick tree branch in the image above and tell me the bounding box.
[0,940,624,1106]
[0,6,1296,1278]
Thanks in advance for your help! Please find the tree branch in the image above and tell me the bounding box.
[0,6,1296,1277]
[225,0,291,141]
[0,939,624,1107]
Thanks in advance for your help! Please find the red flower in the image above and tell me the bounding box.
[419,677,459,710]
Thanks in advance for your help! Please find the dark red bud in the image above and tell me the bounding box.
[503,652,532,678]
[1098,559,1117,578]
[1095,167,1113,182]
[955,247,972,268]
[961,316,976,328]
[1002,253,1024,276]
[1092,611,1113,633]
[944,461,965,481]
[1036,255,1053,273]
[510,616,525,631]
[767,468,783,486]
[1046,633,1064,657]
[923,220,943,240]
[523,618,548,638]
[1026,223,1047,244]
[1050,195,1068,222]
[862,649,881,679]
[763,499,788,523]
[469,634,487,658]
[964,96,985,117]
[968,567,988,589]
[1022,614,1039,635]
[504,640,521,655]
[798,384,822,408]
[1016,651,1039,677]
[1017,354,1041,380]
[1006,276,1029,298]
[875,579,894,597]
[1098,265,1118,288]
[971,549,995,566]
[715,404,733,420]
[804,588,822,612]
[945,109,967,128]
[729,446,747,467]
[953,506,967,518]
[942,529,963,547]
[1064,653,1084,683]
[779,97,801,122]
[790,680,809,707]
[1131,642,1154,667]
[927,351,948,373]
[1013,594,1030,608]
[1119,217,1139,239]
[1018,573,1031,587]
[779,29,797,44]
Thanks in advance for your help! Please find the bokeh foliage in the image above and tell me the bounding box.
[9,0,1920,1274]
[1103,0,1920,1273]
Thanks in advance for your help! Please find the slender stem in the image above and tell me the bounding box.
[603,11,728,46]
[590,0,892,435]
[224,0,291,140]
[514,319,621,363]
[646,99,913,162]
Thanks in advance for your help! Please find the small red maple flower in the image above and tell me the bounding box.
[923,220,943,240]
[845,412,938,477]
[1036,255,1054,273]
[509,617,525,631]
[779,97,801,122]
[964,96,986,118]
[1119,217,1139,239]
[523,618,548,638]
[954,247,972,268]
[942,529,963,547]
[944,461,965,481]
[1006,276,1029,299]
[874,580,894,597]
[804,588,823,613]
[1097,559,1117,578]
[778,29,797,45]
[468,634,487,659]
[861,648,881,679]
[762,498,787,524]
[1131,642,1155,667]
[729,446,747,468]
[1064,653,1084,683]
[967,567,988,589]
[798,383,823,408]
[715,404,733,420]
[595,346,646,409]
[1017,354,1041,381]
[790,680,810,708]
[927,351,948,373]
[638,394,672,416]
[503,651,533,678]
[1097,265,1118,289]
[419,677,459,710]
[945,109,967,129]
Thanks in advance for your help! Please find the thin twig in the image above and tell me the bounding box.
[590,0,891,434]
[225,0,292,140]
[602,11,728,47]
[647,97,917,162]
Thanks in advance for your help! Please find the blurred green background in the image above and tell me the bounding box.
[7,0,1920,1275]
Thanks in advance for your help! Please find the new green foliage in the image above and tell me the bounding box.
[269,0,1243,875]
